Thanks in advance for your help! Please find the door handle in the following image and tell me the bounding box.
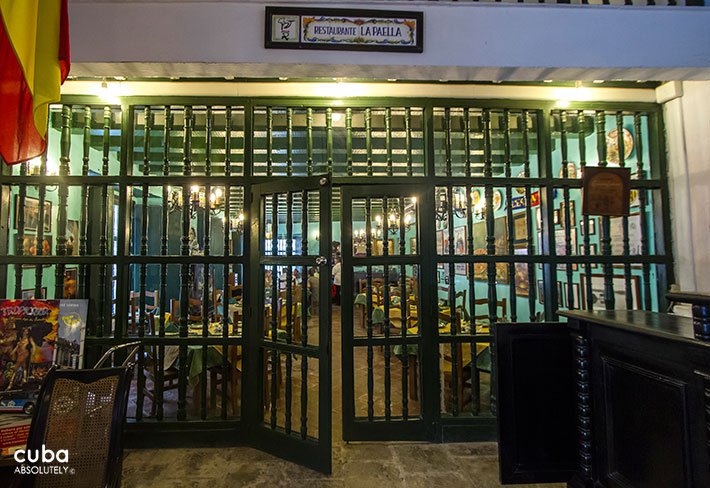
[316,256,328,266]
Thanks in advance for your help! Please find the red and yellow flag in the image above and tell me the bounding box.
[0,0,70,165]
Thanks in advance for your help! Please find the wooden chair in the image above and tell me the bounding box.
[207,346,242,416]
[129,290,159,335]
[13,362,134,487]
[440,310,471,413]
[277,286,303,342]
[472,297,508,413]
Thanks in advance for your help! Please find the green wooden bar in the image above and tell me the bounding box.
[365,196,374,421]
[326,107,334,175]
[266,107,273,176]
[399,195,409,420]
[97,106,110,337]
[405,108,413,177]
[306,108,314,176]
[596,110,615,310]
[55,105,71,300]
[617,111,633,310]
[13,162,27,299]
[287,107,293,177]
[178,106,193,421]
[285,191,293,433]
[346,108,353,176]
[560,111,574,310]
[79,106,91,300]
[157,105,172,420]
[270,195,279,429]
[444,107,452,177]
[635,112,652,311]
[503,110,517,321]
[464,107,472,178]
[447,184,459,416]
[365,108,373,177]
[34,152,47,298]
[301,190,309,438]
[386,108,393,177]
[382,195,391,420]
[522,110,536,320]
[579,110,593,311]
[136,106,151,421]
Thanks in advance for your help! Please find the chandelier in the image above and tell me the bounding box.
[168,185,224,217]
[435,188,484,221]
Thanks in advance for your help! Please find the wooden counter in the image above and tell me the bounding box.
[495,310,710,488]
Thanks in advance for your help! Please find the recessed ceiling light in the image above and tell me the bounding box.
[278,77,288,81]
[543,80,553,83]
[592,80,605,84]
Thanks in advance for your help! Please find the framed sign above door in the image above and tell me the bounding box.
[265,7,423,53]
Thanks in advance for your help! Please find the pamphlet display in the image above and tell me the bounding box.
[0,299,88,460]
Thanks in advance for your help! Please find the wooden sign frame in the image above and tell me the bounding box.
[582,166,631,217]
[265,7,424,53]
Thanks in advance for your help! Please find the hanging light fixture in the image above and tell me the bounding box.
[435,188,449,221]
[168,185,224,217]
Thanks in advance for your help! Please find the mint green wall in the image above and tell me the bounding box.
[7,125,121,299]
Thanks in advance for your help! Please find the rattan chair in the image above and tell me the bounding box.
[12,343,139,488]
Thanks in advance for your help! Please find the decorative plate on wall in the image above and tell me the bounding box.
[493,189,503,211]
[606,128,634,165]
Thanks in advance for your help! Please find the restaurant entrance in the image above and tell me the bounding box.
[0,95,672,475]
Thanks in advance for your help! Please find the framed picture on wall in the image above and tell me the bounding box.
[559,200,576,229]
[563,282,581,310]
[409,237,417,255]
[453,226,467,255]
[514,248,530,297]
[436,230,445,255]
[513,212,529,245]
[580,274,641,311]
[21,288,47,299]
[580,217,597,236]
[537,279,544,304]
[610,213,643,256]
[455,263,467,276]
[64,268,78,299]
[14,195,52,233]
[15,235,53,266]
[66,220,80,256]
[374,239,395,256]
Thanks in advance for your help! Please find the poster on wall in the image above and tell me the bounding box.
[54,300,89,369]
[0,300,59,394]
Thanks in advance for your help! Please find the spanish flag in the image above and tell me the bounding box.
[0,0,70,165]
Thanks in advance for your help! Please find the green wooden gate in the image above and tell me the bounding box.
[0,95,673,464]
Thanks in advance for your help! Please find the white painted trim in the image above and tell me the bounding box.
[61,80,657,103]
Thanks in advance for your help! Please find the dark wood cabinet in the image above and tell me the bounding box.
[496,311,710,488]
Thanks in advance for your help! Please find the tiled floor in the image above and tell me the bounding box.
[122,442,565,488]
[121,306,560,487]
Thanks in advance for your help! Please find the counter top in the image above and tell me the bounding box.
[559,310,710,349]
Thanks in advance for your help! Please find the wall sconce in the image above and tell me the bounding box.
[230,212,245,234]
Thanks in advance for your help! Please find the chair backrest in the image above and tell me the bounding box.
[473,297,508,322]
[169,298,205,322]
[455,290,469,321]
[20,366,132,488]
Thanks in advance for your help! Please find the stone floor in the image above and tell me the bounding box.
[121,442,565,488]
[120,305,564,487]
